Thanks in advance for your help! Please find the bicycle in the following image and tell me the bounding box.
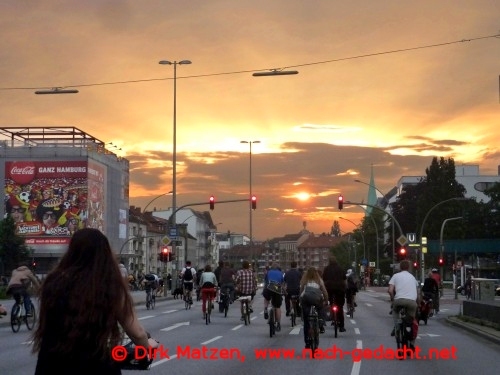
[220,286,231,317]
[184,287,193,310]
[330,303,339,338]
[11,295,36,333]
[306,305,320,357]
[203,288,216,325]
[290,295,299,327]
[238,295,252,326]
[145,288,155,310]
[394,305,413,356]
[267,303,275,337]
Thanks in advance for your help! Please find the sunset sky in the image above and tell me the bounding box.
[1,1,499,240]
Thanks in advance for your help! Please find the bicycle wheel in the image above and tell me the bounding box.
[26,303,36,330]
[313,319,320,355]
[269,307,275,337]
[224,295,229,318]
[244,301,250,325]
[291,309,296,327]
[11,304,21,333]
[333,307,338,338]
[206,299,211,325]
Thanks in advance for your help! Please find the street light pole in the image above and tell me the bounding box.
[159,59,191,272]
[355,179,396,274]
[339,217,366,261]
[241,140,260,263]
[143,191,173,213]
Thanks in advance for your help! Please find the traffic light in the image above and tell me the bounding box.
[338,195,344,210]
[209,195,215,210]
[251,195,257,210]
[413,261,418,269]
[159,247,170,262]
[438,257,444,266]
[399,247,407,259]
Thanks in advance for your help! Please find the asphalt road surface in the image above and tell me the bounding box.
[0,288,499,375]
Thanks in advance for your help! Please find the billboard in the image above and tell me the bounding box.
[4,160,105,248]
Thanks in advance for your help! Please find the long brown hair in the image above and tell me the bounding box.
[301,267,322,285]
[32,228,133,358]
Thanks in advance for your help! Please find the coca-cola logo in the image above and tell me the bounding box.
[8,161,36,184]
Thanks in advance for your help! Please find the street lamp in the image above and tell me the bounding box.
[339,217,366,261]
[241,140,260,262]
[143,191,173,213]
[159,59,192,271]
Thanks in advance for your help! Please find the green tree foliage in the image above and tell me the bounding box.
[0,216,31,275]
[390,157,466,245]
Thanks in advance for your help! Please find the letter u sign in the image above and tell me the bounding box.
[407,233,416,244]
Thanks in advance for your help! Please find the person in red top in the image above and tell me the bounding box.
[430,268,442,314]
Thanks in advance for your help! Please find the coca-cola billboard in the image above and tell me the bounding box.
[8,161,36,185]
[4,160,99,246]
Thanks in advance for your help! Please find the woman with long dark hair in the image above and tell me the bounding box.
[33,228,157,374]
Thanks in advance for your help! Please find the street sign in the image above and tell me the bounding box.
[421,236,427,245]
[397,235,407,246]
[407,233,417,244]
[169,227,177,238]
[422,246,427,254]
[369,262,376,267]
[161,236,171,246]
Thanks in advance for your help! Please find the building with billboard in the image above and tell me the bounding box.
[0,127,129,274]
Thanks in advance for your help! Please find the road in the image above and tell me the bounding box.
[0,288,498,374]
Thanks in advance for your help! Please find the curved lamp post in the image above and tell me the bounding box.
[339,217,366,261]
[418,197,468,282]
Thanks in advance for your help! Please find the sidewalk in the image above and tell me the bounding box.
[0,290,171,327]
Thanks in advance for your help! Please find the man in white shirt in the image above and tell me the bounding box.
[388,260,419,345]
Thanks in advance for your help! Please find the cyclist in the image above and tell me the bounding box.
[214,260,224,304]
[284,261,302,317]
[142,273,158,304]
[7,262,40,317]
[235,260,257,320]
[322,256,347,332]
[345,269,359,313]
[180,261,197,304]
[300,267,328,349]
[199,264,218,319]
[388,260,419,349]
[219,262,236,303]
[263,263,284,331]
[430,268,442,314]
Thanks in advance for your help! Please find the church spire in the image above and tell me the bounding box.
[366,165,378,215]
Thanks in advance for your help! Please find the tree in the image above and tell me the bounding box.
[0,216,31,275]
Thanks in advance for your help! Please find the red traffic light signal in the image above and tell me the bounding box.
[438,257,444,266]
[209,195,215,210]
[162,247,169,254]
[338,195,344,210]
[398,247,407,259]
[251,195,257,210]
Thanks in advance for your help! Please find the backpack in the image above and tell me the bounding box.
[300,282,323,305]
[183,267,193,281]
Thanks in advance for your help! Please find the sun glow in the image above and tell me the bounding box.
[296,192,311,201]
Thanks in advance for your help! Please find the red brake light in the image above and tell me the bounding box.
[332,305,338,312]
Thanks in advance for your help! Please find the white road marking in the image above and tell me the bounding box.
[365,303,373,307]
[151,354,177,367]
[350,340,362,375]
[232,324,244,330]
[290,326,302,335]
[201,336,222,345]
[162,310,178,314]
[354,327,360,335]
[138,315,155,320]
[160,321,190,331]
